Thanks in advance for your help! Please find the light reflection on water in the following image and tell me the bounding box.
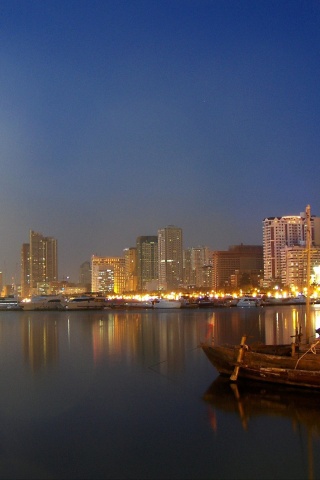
[0,306,318,479]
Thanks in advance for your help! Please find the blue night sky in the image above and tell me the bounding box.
[1,0,320,283]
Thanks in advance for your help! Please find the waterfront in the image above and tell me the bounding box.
[0,306,319,479]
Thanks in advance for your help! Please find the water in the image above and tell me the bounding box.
[0,305,319,479]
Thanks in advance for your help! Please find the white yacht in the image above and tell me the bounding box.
[20,295,67,311]
[66,296,106,310]
[152,298,182,309]
[236,296,260,307]
[0,296,22,310]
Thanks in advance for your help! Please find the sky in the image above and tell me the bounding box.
[1,0,320,283]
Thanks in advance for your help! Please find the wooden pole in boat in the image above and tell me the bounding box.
[230,335,247,382]
[305,205,311,345]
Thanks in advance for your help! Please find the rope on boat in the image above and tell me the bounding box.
[294,340,320,369]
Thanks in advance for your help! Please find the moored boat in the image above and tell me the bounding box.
[197,297,217,308]
[236,296,260,307]
[152,298,181,309]
[121,300,153,309]
[200,336,320,389]
[66,295,106,310]
[0,296,22,310]
[179,297,199,308]
[261,295,307,306]
[20,295,67,311]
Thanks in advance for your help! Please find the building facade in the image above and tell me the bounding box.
[263,209,320,286]
[123,247,138,292]
[158,225,183,291]
[136,236,158,292]
[21,230,58,296]
[212,244,263,291]
[280,245,320,289]
[183,246,211,289]
[79,261,91,288]
[91,255,126,294]
[21,243,30,297]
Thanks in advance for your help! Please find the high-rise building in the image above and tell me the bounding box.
[136,236,158,292]
[281,245,320,289]
[91,255,125,294]
[183,246,211,288]
[21,243,30,297]
[158,225,183,291]
[212,244,263,291]
[123,247,138,292]
[79,261,91,287]
[21,230,58,296]
[262,210,320,286]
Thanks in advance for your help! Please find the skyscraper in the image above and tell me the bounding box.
[183,246,211,288]
[136,236,158,292]
[21,243,30,297]
[123,247,138,292]
[158,225,183,291]
[21,230,58,296]
[79,261,91,287]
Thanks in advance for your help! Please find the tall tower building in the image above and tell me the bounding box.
[183,246,211,288]
[79,261,91,287]
[21,230,58,295]
[158,225,183,291]
[136,236,158,292]
[123,247,138,292]
[262,211,314,285]
[21,243,30,297]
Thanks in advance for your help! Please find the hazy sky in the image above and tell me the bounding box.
[1,0,320,283]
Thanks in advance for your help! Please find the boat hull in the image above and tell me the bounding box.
[66,303,105,310]
[201,343,320,389]
[66,296,106,310]
[152,300,181,309]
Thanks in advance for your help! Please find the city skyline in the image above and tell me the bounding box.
[3,206,320,286]
[15,224,258,286]
[13,205,320,290]
[1,1,320,283]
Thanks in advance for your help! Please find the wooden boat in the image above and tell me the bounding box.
[201,205,320,390]
[201,336,320,389]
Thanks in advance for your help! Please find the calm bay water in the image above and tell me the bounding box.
[0,305,320,479]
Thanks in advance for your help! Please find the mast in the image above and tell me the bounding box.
[305,204,311,344]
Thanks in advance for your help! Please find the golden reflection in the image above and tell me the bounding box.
[90,310,204,377]
[22,315,58,373]
[263,307,317,345]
